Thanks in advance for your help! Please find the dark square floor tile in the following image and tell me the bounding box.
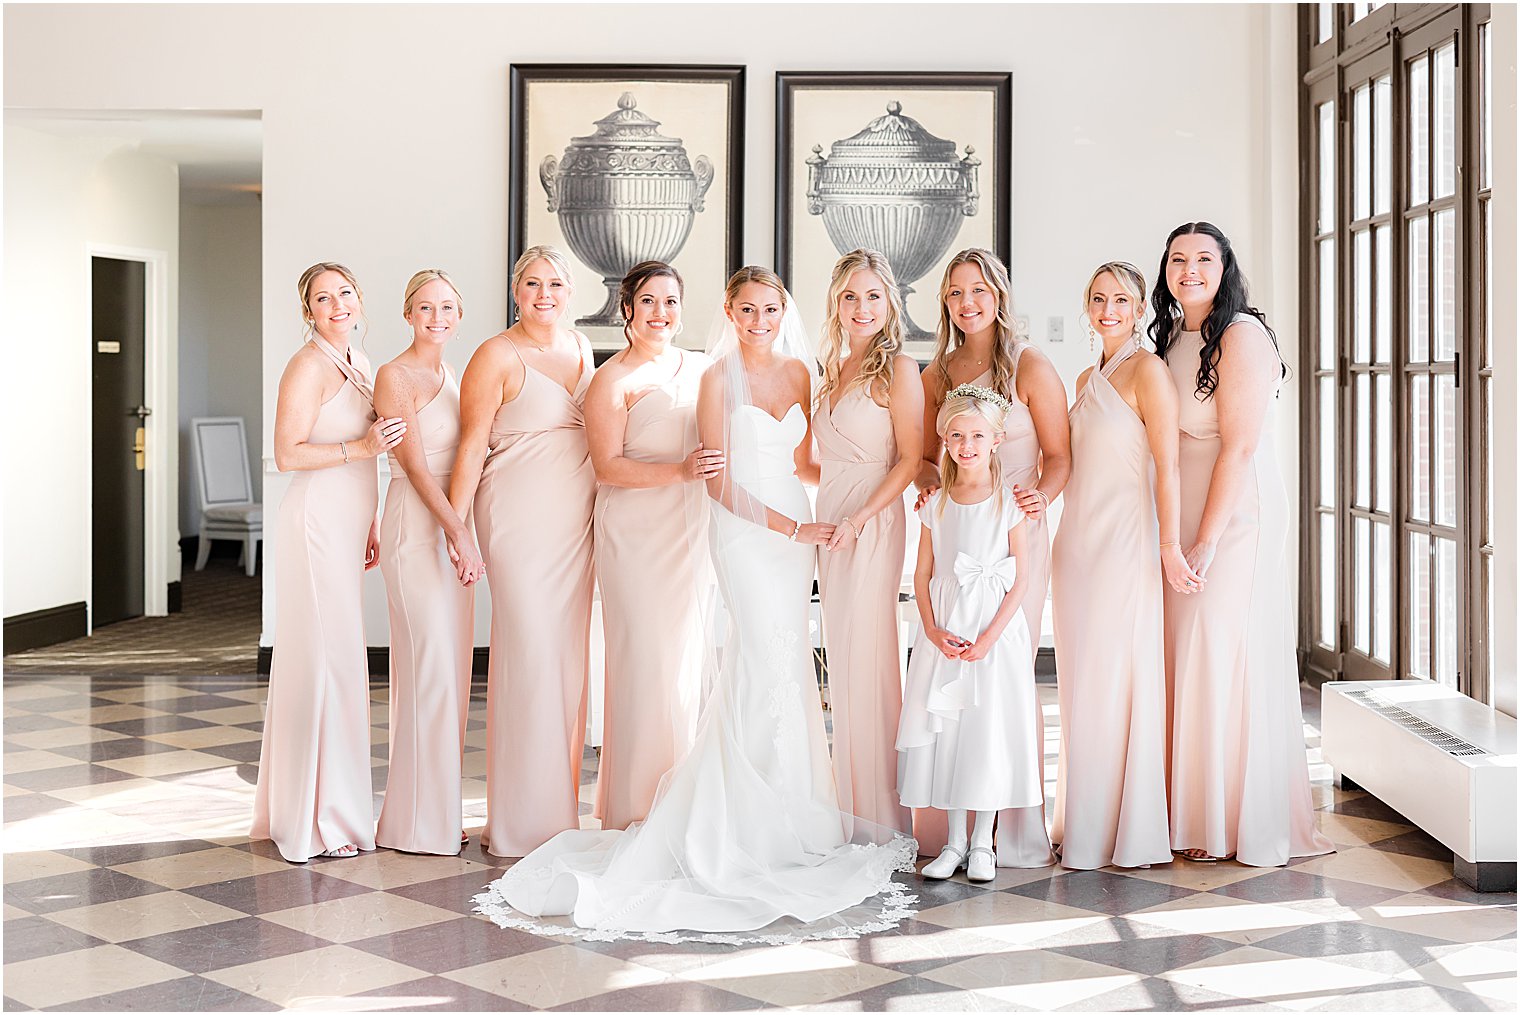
[899,874,992,910]
[388,870,505,911]
[1209,868,1405,908]
[143,693,250,714]
[232,837,288,861]
[3,714,73,735]
[194,740,265,764]
[48,974,279,1012]
[1049,932,1244,976]
[347,976,531,1012]
[1319,792,1412,824]
[96,715,214,736]
[0,915,108,963]
[1,793,72,823]
[182,867,373,915]
[1003,868,1197,915]
[1252,919,1453,975]
[121,915,331,973]
[552,980,767,1012]
[3,763,139,793]
[1366,829,1455,863]
[3,996,33,1011]
[1417,878,1517,905]
[348,916,553,974]
[47,737,178,763]
[4,867,169,915]
[61,837,222,867]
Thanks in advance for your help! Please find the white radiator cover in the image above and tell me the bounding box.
[1321,680,1517,863]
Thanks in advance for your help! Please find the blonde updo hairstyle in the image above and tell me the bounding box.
[402,268,463,318]
[815,248,906,411]
[297,261,366,342]
[1082,260,1147,343]
[930,248,1021,398]
[723,264,788,308]
[934,390,1008,517]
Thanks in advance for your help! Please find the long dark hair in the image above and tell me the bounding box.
[1148,221,1283,399]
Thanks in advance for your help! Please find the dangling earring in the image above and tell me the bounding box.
[1086,321,1098,352]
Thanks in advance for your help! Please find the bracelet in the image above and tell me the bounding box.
[843,516,862,538]
[340,441,349,463]
[1160,540,1178,549]
[787,519,801,541]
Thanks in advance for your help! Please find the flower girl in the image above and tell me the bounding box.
[896,384,1050,882]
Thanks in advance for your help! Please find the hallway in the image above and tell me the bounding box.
[2,670,1513,1011]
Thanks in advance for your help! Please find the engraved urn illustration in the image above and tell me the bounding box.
[540,92,715,327]
[806,101,981,340]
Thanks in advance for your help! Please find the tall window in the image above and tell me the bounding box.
[1299,4,1494,701]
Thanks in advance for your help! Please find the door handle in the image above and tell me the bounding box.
[134,426,145,471]
[131,405,152,420]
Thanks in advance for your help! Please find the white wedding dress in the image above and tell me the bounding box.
[474,404,918,944]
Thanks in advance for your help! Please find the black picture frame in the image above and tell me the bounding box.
[775,71,1012,342]
[508,63,745,340]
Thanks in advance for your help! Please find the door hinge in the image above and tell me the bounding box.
[1455,350,1461,388]
[1339,621,1349,651]
[1339,354,1350,388]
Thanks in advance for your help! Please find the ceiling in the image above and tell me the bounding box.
[6,108,262,206]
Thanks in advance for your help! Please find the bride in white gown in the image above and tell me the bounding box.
[474,265,918,944]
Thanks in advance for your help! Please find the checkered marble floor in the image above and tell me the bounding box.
[2,672,1514,1011]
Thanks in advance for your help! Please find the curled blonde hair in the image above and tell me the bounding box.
[402,268,463,318]
[297,261,366,342]
[724,264,787,308]
[930,248,1021,398]
[1083,260,1147,343]
[815,249,905,410]
[511,244,575,294]
[935,390,1007,517]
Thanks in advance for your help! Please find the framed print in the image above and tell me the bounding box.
[775,71,1011,345]
[510,64,745,347]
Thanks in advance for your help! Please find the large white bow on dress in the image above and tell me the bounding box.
[924,552,1019,726]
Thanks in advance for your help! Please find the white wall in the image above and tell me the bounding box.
[0,3,1332,651]
[2,124,179,621]
[178,202,263,540]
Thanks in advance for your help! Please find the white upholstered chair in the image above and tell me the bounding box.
[190,416,262,577]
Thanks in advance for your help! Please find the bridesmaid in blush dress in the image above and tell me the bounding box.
[814,249,921,839]
[253,263,406,862]
[1051,262,1202,871]
[374,270,482,856]
[584,261,719,830]
[449,245,596,858]
[1150,222,1333,866]
[916,248,1067,867]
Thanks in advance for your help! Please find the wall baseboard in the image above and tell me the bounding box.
[254,645,1060,683]
[257,646,491,678]
[4,602,88,655]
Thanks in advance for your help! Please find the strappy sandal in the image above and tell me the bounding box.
[922,845,969,880]
[966,846,996,883]
[1174,848,1235,863]
[321,844,359,859]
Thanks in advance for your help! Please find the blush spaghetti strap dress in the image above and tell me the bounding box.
[1164,315,1333,866]
[252,340,379,863]
[474,339,596,857]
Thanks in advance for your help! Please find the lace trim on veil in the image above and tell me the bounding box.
[471,835,920,946]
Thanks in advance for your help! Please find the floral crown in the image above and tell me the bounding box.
[944,382,1013,414]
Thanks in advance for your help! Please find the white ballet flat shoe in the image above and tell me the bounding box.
[966,846,996,883]
[922,846,968,880]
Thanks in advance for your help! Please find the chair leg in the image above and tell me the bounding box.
[245,535,258,577]
[195,535,212,571]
